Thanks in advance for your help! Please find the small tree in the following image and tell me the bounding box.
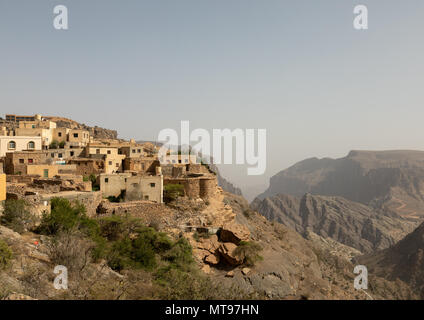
[49,140,59,149]
[164,184,185,202]
[234,241,263,267]
[37,198,99,237]
[0,240,13,270]
[1,199,34,233]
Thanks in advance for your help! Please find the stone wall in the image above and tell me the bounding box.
[164,176,217,200]
[97,200,173,223]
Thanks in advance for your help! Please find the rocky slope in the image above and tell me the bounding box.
[45,116,118,140]
[251,193,417,254]
[256,150,424,219]
[358,221,424,298]
[207,193,417,300]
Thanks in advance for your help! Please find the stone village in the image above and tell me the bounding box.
[0,113,252,275]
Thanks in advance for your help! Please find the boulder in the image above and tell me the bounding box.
[218,242,243,266]
[202,264,211,274]
[225,271,235,278]
[204,253,220,265]
[242,267,251,275]
[219,222,250,245]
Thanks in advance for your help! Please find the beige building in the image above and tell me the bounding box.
[85,143,125,174]
[68,129,90,146]
[52,128,90,147]
[52,127,70,143]
[0,136,42,157]
[0,173,5,202]
[159,154,198,165]
[15,127,53,148]
[47,148,84,163]
[4,151,48,175]
[26,164,77,178]
[120,145,146,158]
[100,173,163,203]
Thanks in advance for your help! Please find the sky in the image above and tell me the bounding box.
[1,0,424,200]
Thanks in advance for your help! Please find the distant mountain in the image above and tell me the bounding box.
[358,221,424,297]
[251,193,417,254]
[208,163,242,196]
[256,150,424,219]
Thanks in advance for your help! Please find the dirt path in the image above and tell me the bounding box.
[391,197,419,219]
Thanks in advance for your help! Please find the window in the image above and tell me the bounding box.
[178,160,182,164]
[28,159,33,164]
[144,195,149,200]
[116,163,119,168]
[73,133,79,138]
[107,150,111,154]
[105,178,109,183]
[19,159,24,164]
[28,141,35,149]
[185,159,189,163]
[137,149,141,153]
[58,132,62,137]
[51,153,55,158]
[8,141,16,150]
[150,183,155,188]
[109,161,112,165]
[132,149,136,153]
[70,151,74,157]
[58,154,63,158]
[96,149,100,154]
[43,169,49,178]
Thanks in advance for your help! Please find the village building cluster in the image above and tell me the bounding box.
[0,114,218,216]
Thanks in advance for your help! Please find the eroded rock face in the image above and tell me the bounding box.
[256,150,424,219]
[252,193,417,253]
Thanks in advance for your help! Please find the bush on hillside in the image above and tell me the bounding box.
[0,240,13,270]
[1,199,35,233]
[234,241,263,267]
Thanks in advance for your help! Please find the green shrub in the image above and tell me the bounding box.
[36,198,99,237]
[49,140,58,149]
[234,241,263,267]
[99,215,143,241]
[163,237,193,269]
[1,199,34,233]
[0,240,12,270]
[164,184,185,202]
[59,141,66,148]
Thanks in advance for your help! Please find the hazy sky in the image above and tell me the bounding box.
[1,1,424,199]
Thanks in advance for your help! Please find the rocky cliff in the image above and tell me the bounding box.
[256,150,424,219]
[251,193,417,254]
[358,221,424,297]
